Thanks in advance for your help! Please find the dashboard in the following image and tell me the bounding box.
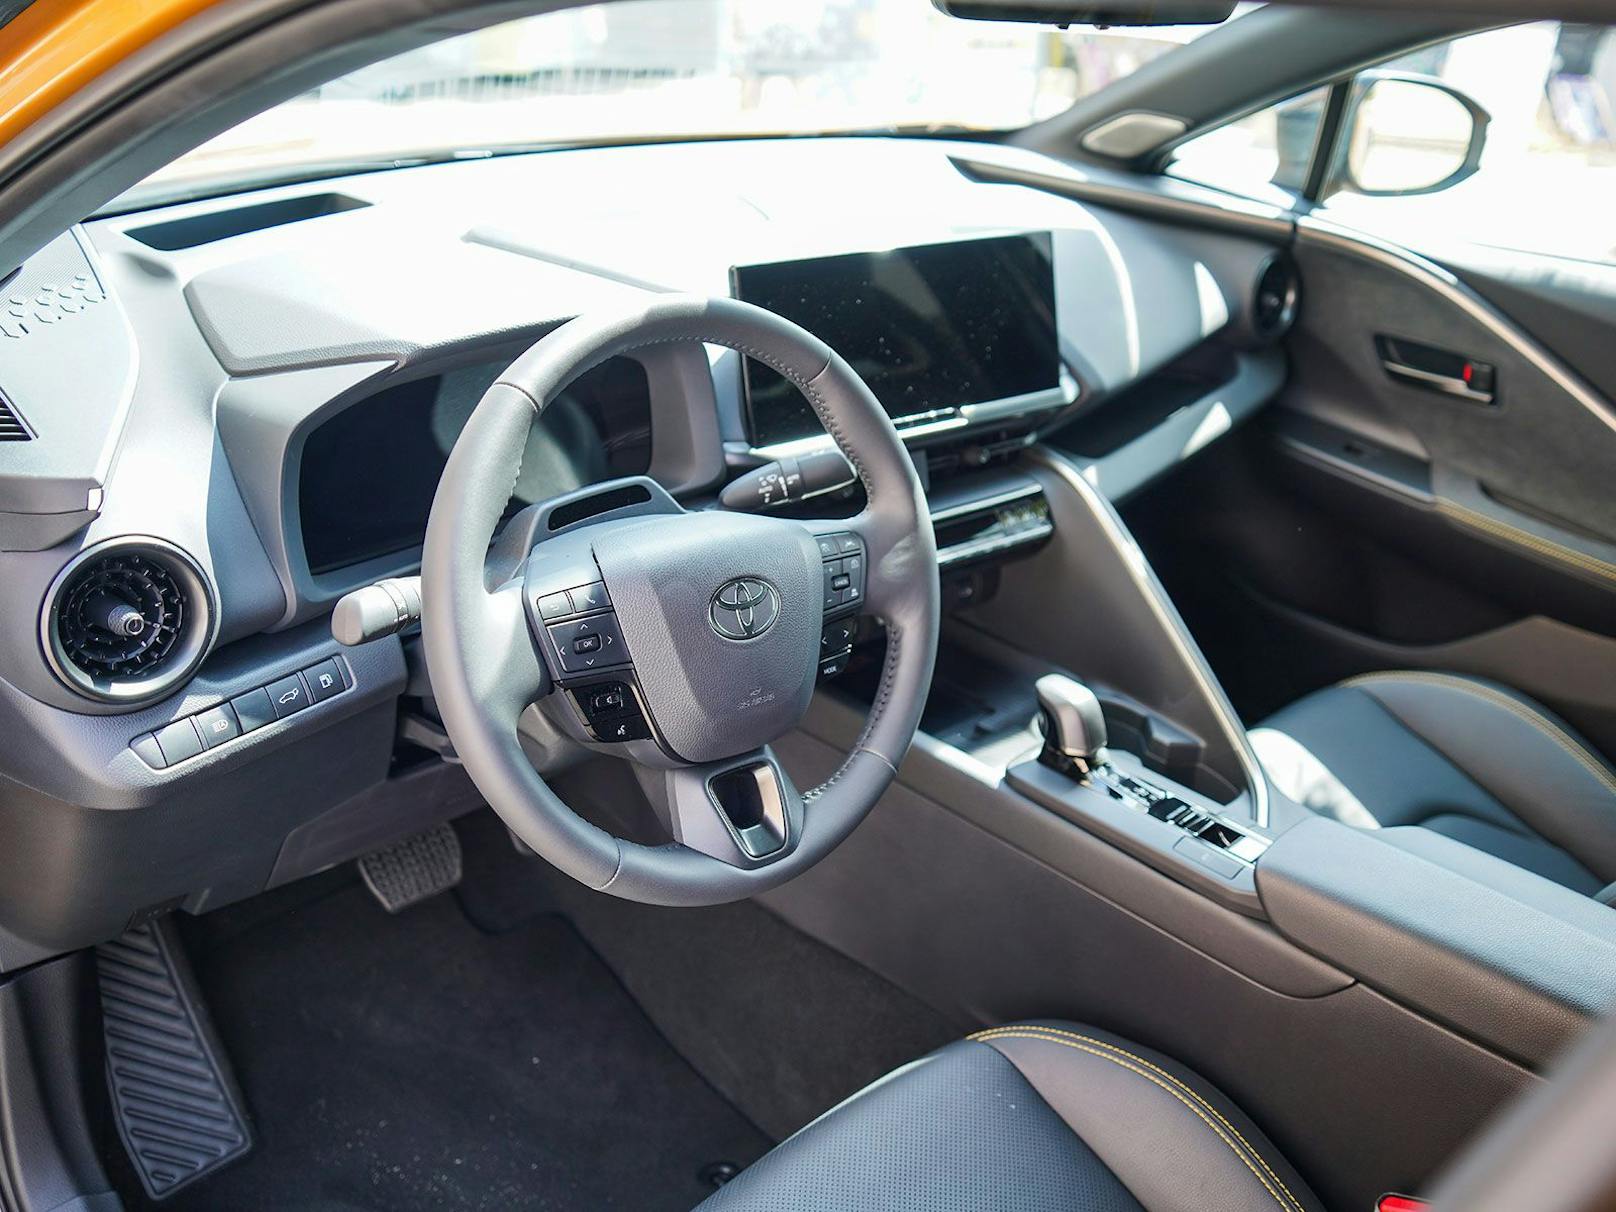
[0,135,1291,966]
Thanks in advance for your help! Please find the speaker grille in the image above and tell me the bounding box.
[0,394,29,441]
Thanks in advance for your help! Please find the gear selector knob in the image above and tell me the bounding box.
[1036,674,1109,777]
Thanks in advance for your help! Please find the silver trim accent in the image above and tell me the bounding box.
[937,521,1054,570]
[1379,359,1494,403]
[1298,217,1616,437]
[930,484,1043,525]
[1026,446,1270,826]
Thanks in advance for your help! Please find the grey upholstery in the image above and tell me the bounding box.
[1252,671,1616,894]
[696,1021,1321,1212]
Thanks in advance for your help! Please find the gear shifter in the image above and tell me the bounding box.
[1036,674,1110,779]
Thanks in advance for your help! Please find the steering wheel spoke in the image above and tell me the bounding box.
[661,748,804,868]
[479,580,553,722]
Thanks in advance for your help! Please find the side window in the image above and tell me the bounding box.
[1169,23,1616,266]
[1166,87,1329,206]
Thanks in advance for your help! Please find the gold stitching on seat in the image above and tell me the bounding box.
[1345,671,1616,799]
[969,1027,1306,1212]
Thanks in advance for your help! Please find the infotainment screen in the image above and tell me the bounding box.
[733,233,1059,448]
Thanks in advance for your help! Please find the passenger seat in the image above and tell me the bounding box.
[1251,671,1616,898]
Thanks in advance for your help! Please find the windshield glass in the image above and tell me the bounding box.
[131,0,1256,207]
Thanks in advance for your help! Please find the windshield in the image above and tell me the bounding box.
[130,0,1256,207]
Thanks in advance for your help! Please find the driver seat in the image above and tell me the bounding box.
[696,1020,1321,1212]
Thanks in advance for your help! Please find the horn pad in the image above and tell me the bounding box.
[592,512,822,763]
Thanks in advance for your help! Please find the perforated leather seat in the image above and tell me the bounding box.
[1252,671,1616,896]
[695,1021,1321,1212]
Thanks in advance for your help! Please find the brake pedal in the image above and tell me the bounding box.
[358,822,463,913]
[96,918,253,1200]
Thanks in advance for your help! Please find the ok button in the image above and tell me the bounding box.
[546,612,630,675]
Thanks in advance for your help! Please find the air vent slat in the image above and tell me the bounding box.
[0,395,30,441]
[44,539,214,705]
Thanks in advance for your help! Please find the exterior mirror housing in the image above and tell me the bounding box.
[1332,71,1490,198]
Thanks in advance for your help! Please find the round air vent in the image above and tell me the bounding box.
[1252,253,1300,341]
[42,538,216,705]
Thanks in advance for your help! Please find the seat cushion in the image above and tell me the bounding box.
[1252,671,1616,894]
[696,1021,1321,1212]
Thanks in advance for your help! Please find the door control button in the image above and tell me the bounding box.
[265,673,310,718]
[154,718,204,765]
[194,704,241,749]
[231,687,276,734]
[303,658,345,702]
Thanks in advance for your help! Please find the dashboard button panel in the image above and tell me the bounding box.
[130,658,353,770]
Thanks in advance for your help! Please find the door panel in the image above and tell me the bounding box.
[1123,220,1616,759]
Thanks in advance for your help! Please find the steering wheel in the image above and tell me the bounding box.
[420,296,939,905]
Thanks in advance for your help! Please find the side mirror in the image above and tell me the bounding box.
[1331,71,1490,198]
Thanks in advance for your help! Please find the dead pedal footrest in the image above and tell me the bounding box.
[357,822,463,913]
[95,918,253,1200]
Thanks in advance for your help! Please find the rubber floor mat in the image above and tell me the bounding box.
[144,882,768,1211]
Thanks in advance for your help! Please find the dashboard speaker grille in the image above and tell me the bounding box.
[0,394,29,441]
[44,538,215,704]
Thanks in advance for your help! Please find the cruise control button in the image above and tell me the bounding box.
[194,703,241,749]
[816,536,840,559]
[822,565,841,611]
[154,718,203,765]
[537,591,574,620]
[303,658,345,702]
[569,581,611,614]
[546,613,629,674]
[265,673,310,718]
[231,687,275,733]
[836,533,862,555]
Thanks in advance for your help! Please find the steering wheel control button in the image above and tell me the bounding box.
[303,658,346,702]
[537,591,573,620]
[816,536,841,560]
[154,718,204,765]
[816,534,866,616]
[588,685,628,716]
[547,614,629,674]
[597,712,651,743]
[568,581,611,614]
[836,533,862,556]
[265,673,311,718]
[231,687,276,734]
[194,704,242,749]
[710,577,780,641]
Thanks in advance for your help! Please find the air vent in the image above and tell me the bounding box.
[1252,254,1300,341]
[43,538,216,705]
[0,394,29,441]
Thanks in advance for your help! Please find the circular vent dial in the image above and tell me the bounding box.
[43,538,216,705]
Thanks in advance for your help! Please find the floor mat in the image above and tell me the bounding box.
[151,879,769,1212]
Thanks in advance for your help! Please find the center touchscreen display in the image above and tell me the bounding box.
[733,233,1059,448]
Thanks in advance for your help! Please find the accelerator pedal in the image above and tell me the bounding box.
[96,918,253,1200]
[358,822,462,913]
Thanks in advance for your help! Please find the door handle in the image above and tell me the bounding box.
[1375,335,1496,405]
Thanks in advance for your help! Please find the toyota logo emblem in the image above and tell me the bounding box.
[710,577,780,641]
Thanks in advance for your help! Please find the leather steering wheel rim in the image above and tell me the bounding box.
[421,295,939,906]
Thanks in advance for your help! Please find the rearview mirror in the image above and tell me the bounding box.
[930,0,1236,26]
[1334,72,1490,197]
